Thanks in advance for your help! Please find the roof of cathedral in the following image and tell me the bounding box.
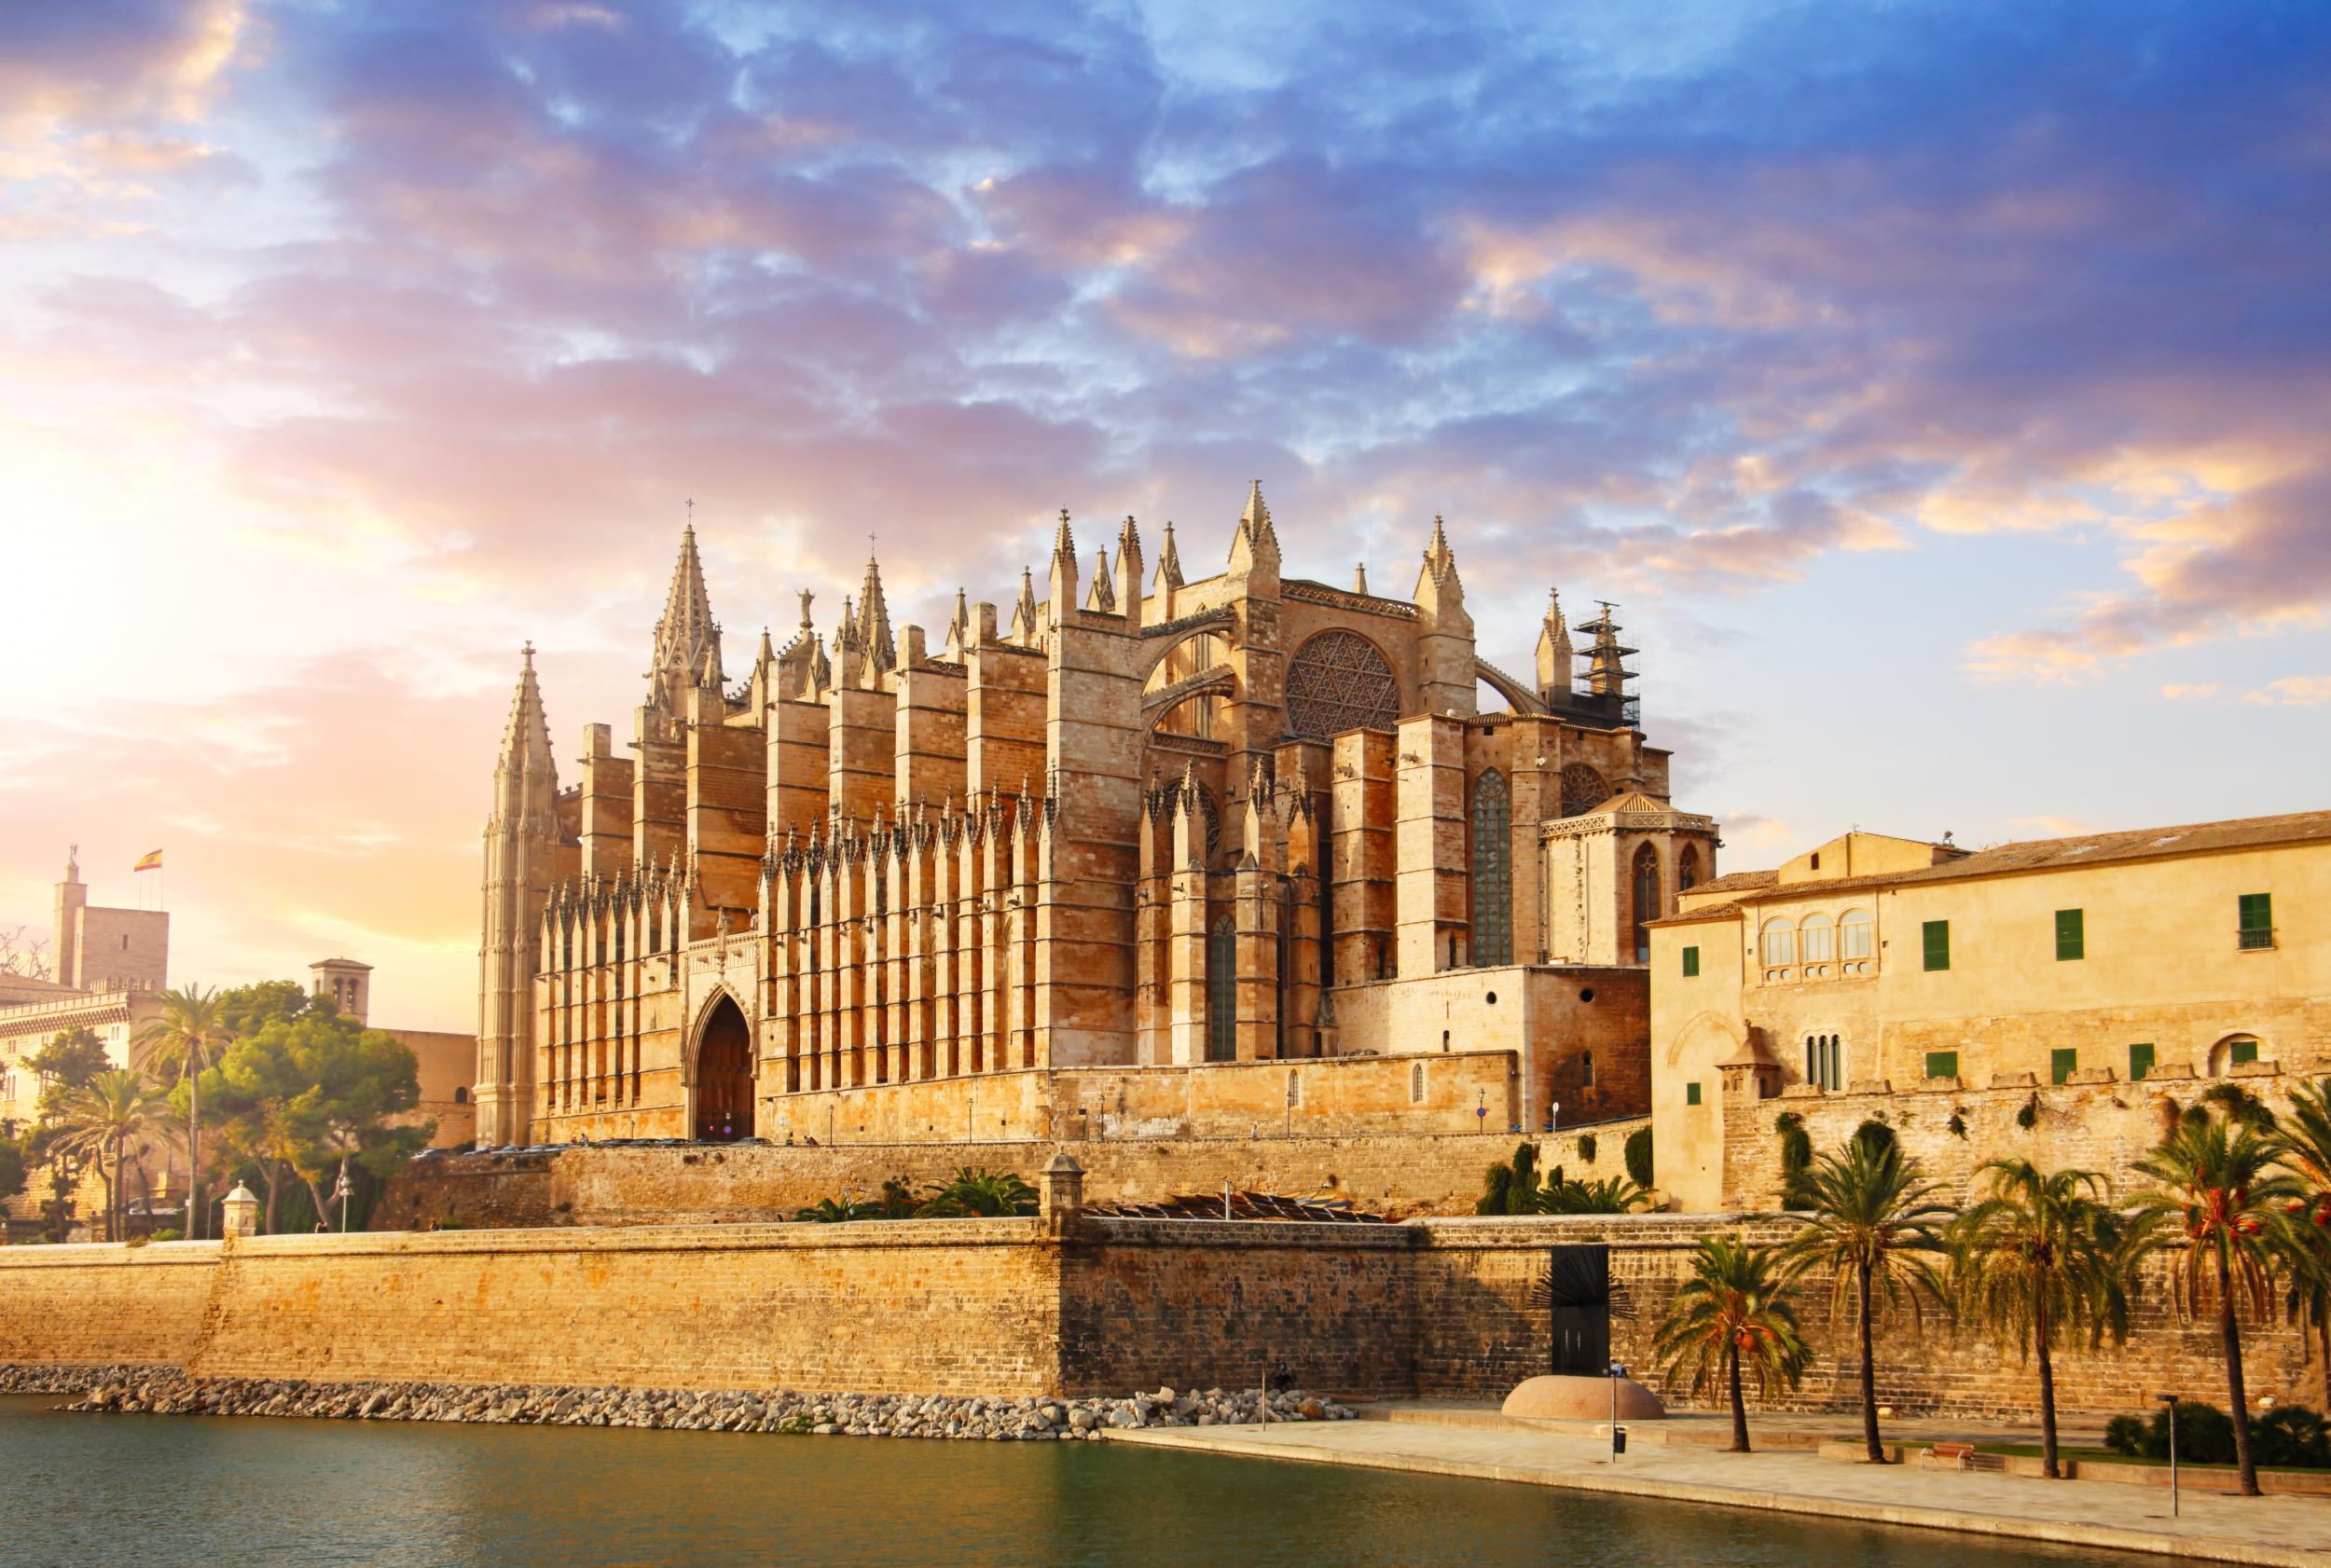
[1686,868,1781,896]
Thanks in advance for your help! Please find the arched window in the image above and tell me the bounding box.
[1282,630,1400,740]
[1840,908,1873,963]
[1410,1062,1427,1104]
[453,1085,469,1105]
[1207,915,1236,1062]
[1800,912,1835,966]
[1630,843,1661,963]
[1470,769,1513,966]
[1804,1034,1843,1092]
[1677,846,1701,892]
[1760,918,1796,970]
[2209,1035,2262,1077]
[1559,763,1607,818]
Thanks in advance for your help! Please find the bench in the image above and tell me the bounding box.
[1925,1442,1976,1470]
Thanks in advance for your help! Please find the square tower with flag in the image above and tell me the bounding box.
[49,846,170,993]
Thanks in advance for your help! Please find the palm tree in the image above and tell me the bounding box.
[1947,1159,2131,1478]
[132,984,232,1240]
[915,1167,1038,1217]
[1775,1136,1954,1462]
[1652,1235,1811,1451]
[2278,1078,2331,1411]
[47,1070,174,1241]
[2130,1107,2303,1497]
[1539,1174,1651,1215]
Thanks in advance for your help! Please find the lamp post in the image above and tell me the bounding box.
[2158,1393,2179,1518]
[333,1160,353,1234]
[1608,1360,1628,1463]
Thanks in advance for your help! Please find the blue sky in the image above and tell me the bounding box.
[1,0,2325,1025]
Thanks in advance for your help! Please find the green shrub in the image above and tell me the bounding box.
[2016,1096,2039,1130]
[149,1227,183,1242]
[1774,1111,1812,1176]
[2103,1414,2146,1456]
[2123,1402,2238,1465]
[1945,1110,1968,1140]
[1851,1119,1895,1157]
[2255,1406,2331,1468]
[1577,1135,1597,1164]
[1623,1127,1654,1190]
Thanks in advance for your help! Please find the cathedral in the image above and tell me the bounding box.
[475,488,1717,1148]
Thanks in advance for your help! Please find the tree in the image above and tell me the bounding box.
[1775,1136,1954,1462]
[24,1028,115,1238]
[189,1012,430,1234]
[2276,1077,2331,1411]
[132,985,232,1241]
[44,1070,173,1241]
[1478,1142,1552,1215]
[1624,1126,1655,1190]
[2130,1107,2303,1496]
[914,1168,1037,1217]
[1539,1174,1651,1215]
[216,979,336,1037]
[0,1134,27,1208]
[0,923,52,981]
[1947,1159,2131,1478]
[1652,1235,1811,1452]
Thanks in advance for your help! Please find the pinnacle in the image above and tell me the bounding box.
[1053,507,1076,561]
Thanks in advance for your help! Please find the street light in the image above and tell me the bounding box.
[333,1160,353,1235]
[1608,1360,1628,1463]
[2157,1393,2179,1518]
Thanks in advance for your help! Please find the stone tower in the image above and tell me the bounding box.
[475,644,559,1146]
[51,847,85,992]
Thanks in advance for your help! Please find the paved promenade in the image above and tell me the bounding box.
[1103,1407,2331,1566]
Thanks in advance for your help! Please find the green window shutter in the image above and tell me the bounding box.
[1924,1051,1958,1080]
[1686,1081,1702,1107]
[1922,919,1951,971]
[2230,1038,2259,1066]
[2238,893,2273,949]
[2128,1043,2155,1082]
[2050,1048,2077,1085]
[1682,944,1700,978]
[2055,908,2083,961]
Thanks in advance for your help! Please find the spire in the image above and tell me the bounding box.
[1353,561,1369,595]
[1085,547,1116,612]
[650,520,721,708]
[945,586,972,658]
[1423,516,1455,584]
[1012,564,1041,644]
[1536,586,1573,699]
[1154,520,1183,590]
[855,548,897,675]
[498,642,556,780]
[1046,510,1078,626]
[1052,507,1077,566]
[1412,513,1466,621]
[1228,479,1280,575]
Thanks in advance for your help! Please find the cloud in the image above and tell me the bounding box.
[2241,675,2331,708]
[2158,682,2219,700]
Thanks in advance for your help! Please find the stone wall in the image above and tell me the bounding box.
[1720,1064,2324,1211]
[379,1117,1649,1231]
[0,1210,2318,1420]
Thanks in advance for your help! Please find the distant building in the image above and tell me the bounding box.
[309,958,475,1148]
[0,851,172,1233]
[1648,812,2331,1211]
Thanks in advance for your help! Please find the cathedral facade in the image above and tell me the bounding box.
[475,488,1717,1148]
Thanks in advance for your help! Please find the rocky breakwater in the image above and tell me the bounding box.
[28,1368,1356,1440]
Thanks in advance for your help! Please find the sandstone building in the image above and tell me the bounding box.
[479,492,1715,1148]
[1649,812,2331,1211]
[308,959,476,1150]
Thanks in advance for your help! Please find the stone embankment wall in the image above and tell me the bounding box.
[1,1209,2317,1419]
[380,1118,1648,1231]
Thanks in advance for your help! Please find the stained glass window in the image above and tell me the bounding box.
[1470,769,1512,965]
[1283,630,1400,739]
[1207,915,1236,1061]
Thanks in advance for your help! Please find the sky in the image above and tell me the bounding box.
[1,0,2326,1031]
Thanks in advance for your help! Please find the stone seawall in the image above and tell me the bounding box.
[379,1120,1648,1231]
[1,1212,2318,1421]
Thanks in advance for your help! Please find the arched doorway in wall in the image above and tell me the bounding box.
[692,993,754,1142]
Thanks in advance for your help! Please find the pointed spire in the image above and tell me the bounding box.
[1085,547,1116,612]
[1424,516,1455,581]
[1228,479,1280,574]
[501,641,554,767]
[650,519,721,706]
[1241,479,1269,537]
[1536,586,1573,699]
[1154,520,1183,590]
[1014,562,1043,644]
[855,548,897,675]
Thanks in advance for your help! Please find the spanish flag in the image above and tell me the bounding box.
[134,849,163,873]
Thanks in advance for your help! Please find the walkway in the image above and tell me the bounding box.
[1102,1406,2330,1566]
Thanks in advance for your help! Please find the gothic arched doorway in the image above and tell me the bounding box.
[693,993,754,1142]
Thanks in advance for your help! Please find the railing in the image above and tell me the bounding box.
[2238,926,2276,951]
